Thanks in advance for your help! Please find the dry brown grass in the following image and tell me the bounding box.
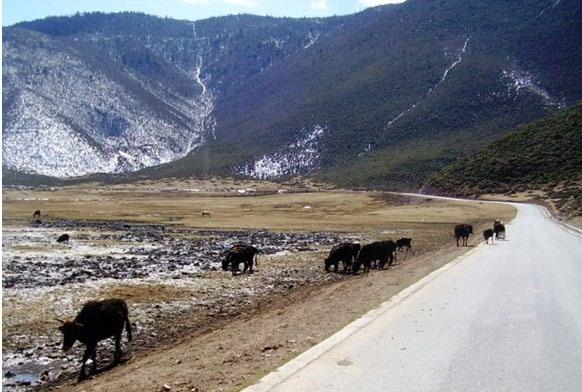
[2,179,514,233]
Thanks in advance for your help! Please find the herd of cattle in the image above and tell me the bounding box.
[53,219,505,382]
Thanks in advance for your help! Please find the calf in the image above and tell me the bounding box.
[483,229,494,244]
[324,243,361,273]
[57,298,132,381]
[222,244,259,275]
[454,224,473,246]
[202,211,212,218]
[396,238,412,254]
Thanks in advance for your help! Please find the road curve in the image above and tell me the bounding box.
[244,201,582,392]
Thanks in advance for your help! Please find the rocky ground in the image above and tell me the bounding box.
[2,221,355,391]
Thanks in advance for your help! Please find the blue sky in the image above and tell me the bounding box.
[3,0,406,26]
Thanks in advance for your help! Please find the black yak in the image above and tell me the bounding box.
[353,241,396,274]
[32,210,42,224]
[494,222,506,240]
[483,229,495,244]
[56,234,70,243]
[396,238,412,254]
[454,224,473,246]
[222,244,259,275]
[324,243,361,273]
[57,298,132,381]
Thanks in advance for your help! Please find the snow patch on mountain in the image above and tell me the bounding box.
[191,22,217,144]
[264,36,287,49]
[386,37,470,127]
[2,30,215,177]
[304,32,321,49]
[238,125,327,179]
[503,69,564,108]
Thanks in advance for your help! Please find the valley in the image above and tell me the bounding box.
[2,178,515,391]
[2,1,581,390]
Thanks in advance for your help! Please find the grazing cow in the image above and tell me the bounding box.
[454,224,473,246]
[483,229,495,244]
[396,238,412,254]
[202,211,212,218]
[494,222,506,240]
[57,298,132,381]
[377,240,397,269]
[57,234,70,243]
[32,210,42,224]
[222,244,259,275]
[353,241,396,274]
[324,243,361,273]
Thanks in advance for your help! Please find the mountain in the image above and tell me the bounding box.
[2,12,343,177]
[3,1,582,187]
[425,105,582,217]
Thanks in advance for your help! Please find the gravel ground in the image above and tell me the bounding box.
[2,221,356,391]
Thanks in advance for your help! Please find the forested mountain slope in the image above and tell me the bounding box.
[3,0,581,187]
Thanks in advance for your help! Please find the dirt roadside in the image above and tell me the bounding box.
[66,230,503,392]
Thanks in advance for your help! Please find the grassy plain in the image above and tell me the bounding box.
[3,178,514,233]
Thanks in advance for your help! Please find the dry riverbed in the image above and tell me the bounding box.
[2,179,516,391]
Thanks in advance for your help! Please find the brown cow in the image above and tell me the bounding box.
[222,244,259,275]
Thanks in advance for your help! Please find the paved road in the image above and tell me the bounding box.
[244,202,582,392]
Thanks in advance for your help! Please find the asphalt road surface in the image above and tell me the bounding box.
[244,202,582,392]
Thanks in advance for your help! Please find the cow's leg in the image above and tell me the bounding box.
[114,332,122,364]
[78,346,92,381]
[456,236,459,247]
[91,345,97,373]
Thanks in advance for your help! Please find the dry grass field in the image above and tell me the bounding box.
[3,178,513,232]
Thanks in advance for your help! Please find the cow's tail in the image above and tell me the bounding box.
[125,315,133,342]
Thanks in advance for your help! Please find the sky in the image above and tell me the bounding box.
[2,0,407,26]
